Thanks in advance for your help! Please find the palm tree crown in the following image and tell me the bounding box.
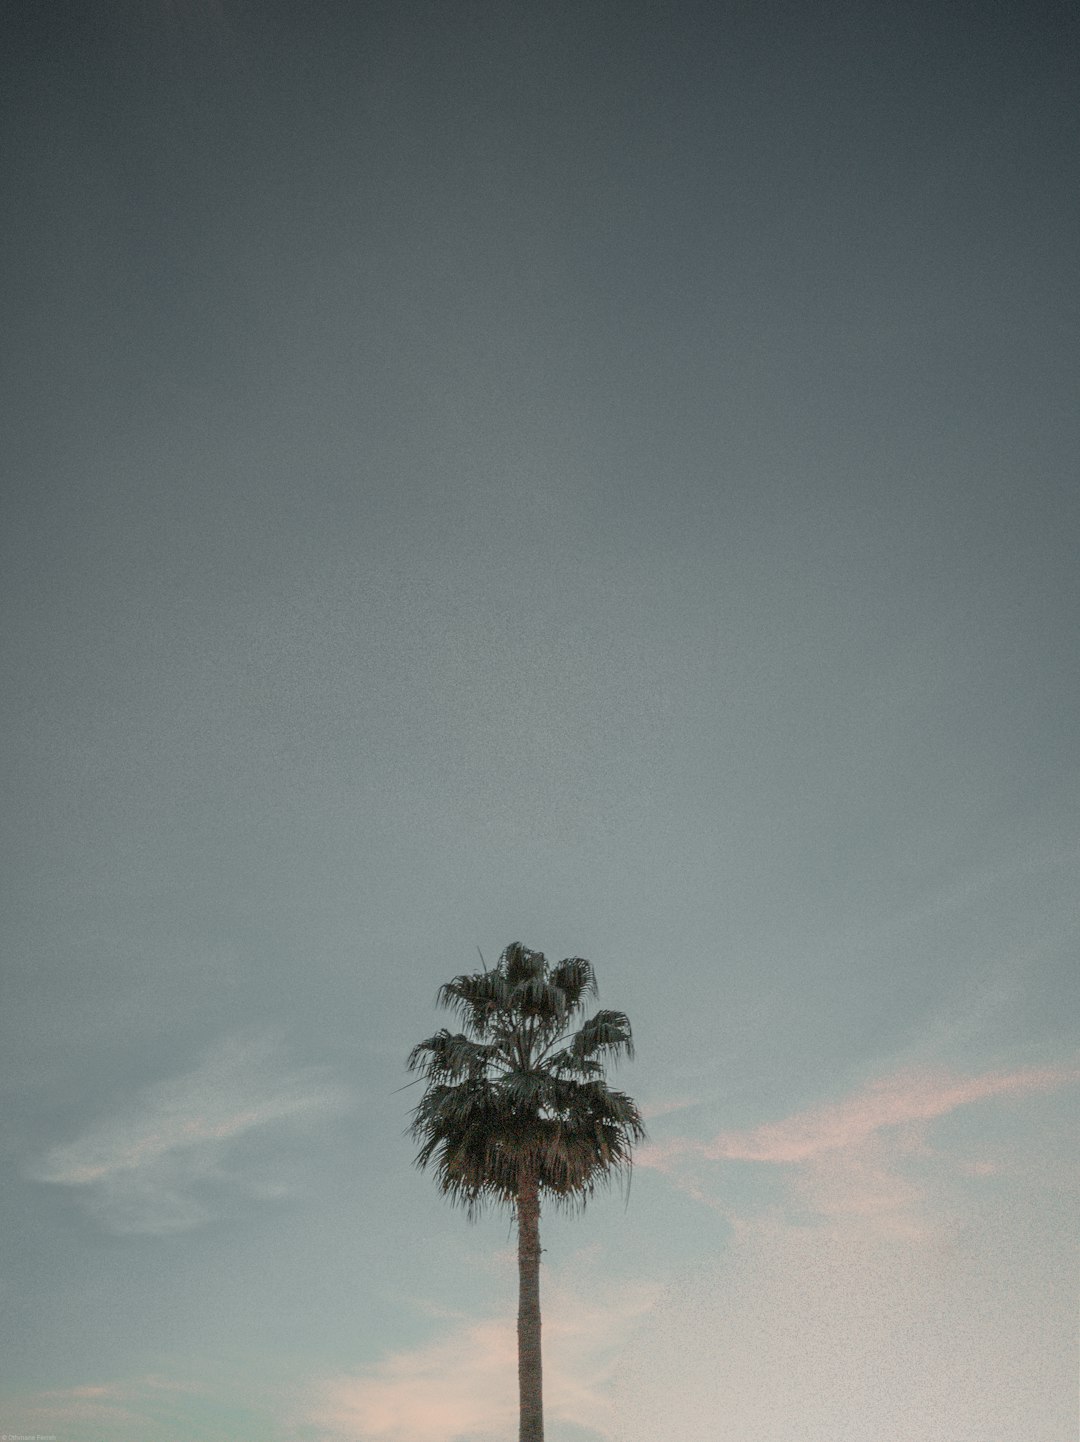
[406,942,645,1217]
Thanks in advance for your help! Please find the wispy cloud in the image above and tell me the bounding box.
[638,1094,698,1122]
[638,1060,1080,1235]
[8,1375,203,1438]
[6,1372,283,1442]
[611,1198,1080,1442]
[640,1061,1077,1169]
[27,1030,351,1234]
[701,1062,1076,1163]
[304,1262,658,1442]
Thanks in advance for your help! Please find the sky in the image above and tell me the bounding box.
[1,0,1078,1437]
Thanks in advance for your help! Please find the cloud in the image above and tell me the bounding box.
[638,1095,699,1122]
[7,1375,204,1438]
[611,1200,1079,1442]
[304,1262,658,1442]
[639,1061,1077,1170]
[700,1061,1077,1163]
[2,1371,308,1442]
[637,1060,1080,1236]
[616,1061,1080,1439]
[309,1312,517,1442]
[27,1030,351,1234]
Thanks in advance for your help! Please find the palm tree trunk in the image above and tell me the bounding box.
[516,1168,544,1442]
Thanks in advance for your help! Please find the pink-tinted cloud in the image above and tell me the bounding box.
[705,1063,1077,1163]
[637,1060,1080,1236]
[611,1197,1080,1442]
[309,1313,517,1442]
[304,1263,658,1442]
[9,1374,207,1438]
[639,1062,1078,1171]
[638,1095,698,1122]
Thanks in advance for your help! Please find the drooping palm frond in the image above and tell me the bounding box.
[435,970,509,1038]
[406,1029,503,1082]
[546,1009,635,1073]
[547,955,597,1011]
[407,944,645,1220]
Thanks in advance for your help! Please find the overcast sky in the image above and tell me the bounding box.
[2,1,1078,1439]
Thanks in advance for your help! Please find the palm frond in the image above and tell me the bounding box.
[501,942,546,987]
[436,972,509,1038]
[551,1010,635,1071]
[407,1029,500,1081]
[547,956,597,1011]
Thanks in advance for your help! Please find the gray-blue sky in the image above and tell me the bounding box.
[2,2,1078,1438]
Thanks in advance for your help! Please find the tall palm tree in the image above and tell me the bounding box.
[406,942,644,1442]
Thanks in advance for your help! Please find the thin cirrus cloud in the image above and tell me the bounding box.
[26,1030,352,1235]
[639,1061,1079,1171]
[304,1263,658,1442]
[5,1373,284,1442]
[637,1060,1080,1235]
[637,1095,699,1122]
[9,1376,205,1439]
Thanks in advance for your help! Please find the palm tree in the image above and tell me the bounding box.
[406,942,644,1442]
